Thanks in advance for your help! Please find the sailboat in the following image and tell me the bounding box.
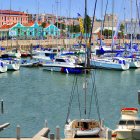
[90,0,130,70]
[64,0,108,138]
[122,0,140,68]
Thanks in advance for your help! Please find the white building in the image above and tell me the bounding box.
[125,20,140,39]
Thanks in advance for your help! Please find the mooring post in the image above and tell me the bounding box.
[1,99,4,114]
[138,90,140,105]
[56,125,60,140]
[45,119,47,128]
[16,125,20,140]
[106,128,112,140]
[50,133,55,140]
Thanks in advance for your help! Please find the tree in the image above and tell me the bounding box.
[120,24,124,32]
[41,22,46,28]
[84,15,91,33]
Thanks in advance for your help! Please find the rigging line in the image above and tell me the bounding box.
[65,74,76,122]
[93,71,101,122]
[88,0,98,50]
[136,0,140,41]
[76,76,82,118]
[65,75,78,123]
[102,0,108,30]
[88,69,96,118]
[89,70,101,122]
[66,74,77,121]
[133,0,137,40]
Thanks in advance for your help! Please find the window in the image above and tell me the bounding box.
[45,53,50,57]
[127,120,135,125]
[55,59,66,62]
[118,120,126,125]
[135,120,140,125]
[30,32,32,36]
[4,16,6,21]
[51,29,53,34]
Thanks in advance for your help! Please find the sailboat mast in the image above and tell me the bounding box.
[56,0,59,50]
[124,0,126,44]
[111,0,114,51]
[130,0,133,49]
[84,0,87,117]
[100,0,103,47]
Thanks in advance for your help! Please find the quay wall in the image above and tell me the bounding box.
[0,39,139,51]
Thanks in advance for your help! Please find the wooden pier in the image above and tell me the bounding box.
[0,127,116,140]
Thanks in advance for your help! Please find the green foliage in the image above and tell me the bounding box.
[120,24,124,32]
[55,22,66,29]
[68,25,80,33]
[84,15,91,33]
[41,22,46,28]
[102,29,113,38]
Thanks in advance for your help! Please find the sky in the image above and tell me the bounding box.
[0,0,138,20]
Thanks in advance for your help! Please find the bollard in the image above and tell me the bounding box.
[56,125,60,140]
[45,119,47,128]
[100,119,104,128]
[106,128,112,140]
[50,133,55,140]
[16,125,20,140]
[1,100,4,114]
[138,90,140,105]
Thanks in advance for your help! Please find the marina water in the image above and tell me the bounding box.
[0,67,140,138]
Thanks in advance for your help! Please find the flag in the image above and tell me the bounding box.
[77,13,84,34]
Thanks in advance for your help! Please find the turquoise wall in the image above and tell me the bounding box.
[0,22,60,39]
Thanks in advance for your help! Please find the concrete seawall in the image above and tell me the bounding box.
[0,38,139,51]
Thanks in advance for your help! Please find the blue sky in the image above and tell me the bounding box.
[0,0,137,20]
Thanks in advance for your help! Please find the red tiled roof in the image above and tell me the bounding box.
[0,23,17,29]
[23,22,34,27]
[45,23,50,28]
[0,10,27,15]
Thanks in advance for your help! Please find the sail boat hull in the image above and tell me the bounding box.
[90,58,129,70]
[64,119,107,138]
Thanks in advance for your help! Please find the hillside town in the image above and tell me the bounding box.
[0,9,139,44]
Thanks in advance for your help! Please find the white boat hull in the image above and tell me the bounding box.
[129,61,140,68]
[116,129,140,140]
[90,59,129,70]
[76,128,100,136]
[6,63,20,71]
[42,63,83,74]
[0,66,7,73]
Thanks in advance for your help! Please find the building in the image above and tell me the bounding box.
[104,14,118,26]
[0,10,29,27]
[125,20,140,39]
[0,22,60,39]
[43,24,60,37]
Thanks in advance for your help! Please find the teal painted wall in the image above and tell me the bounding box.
[0,22,60,39]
